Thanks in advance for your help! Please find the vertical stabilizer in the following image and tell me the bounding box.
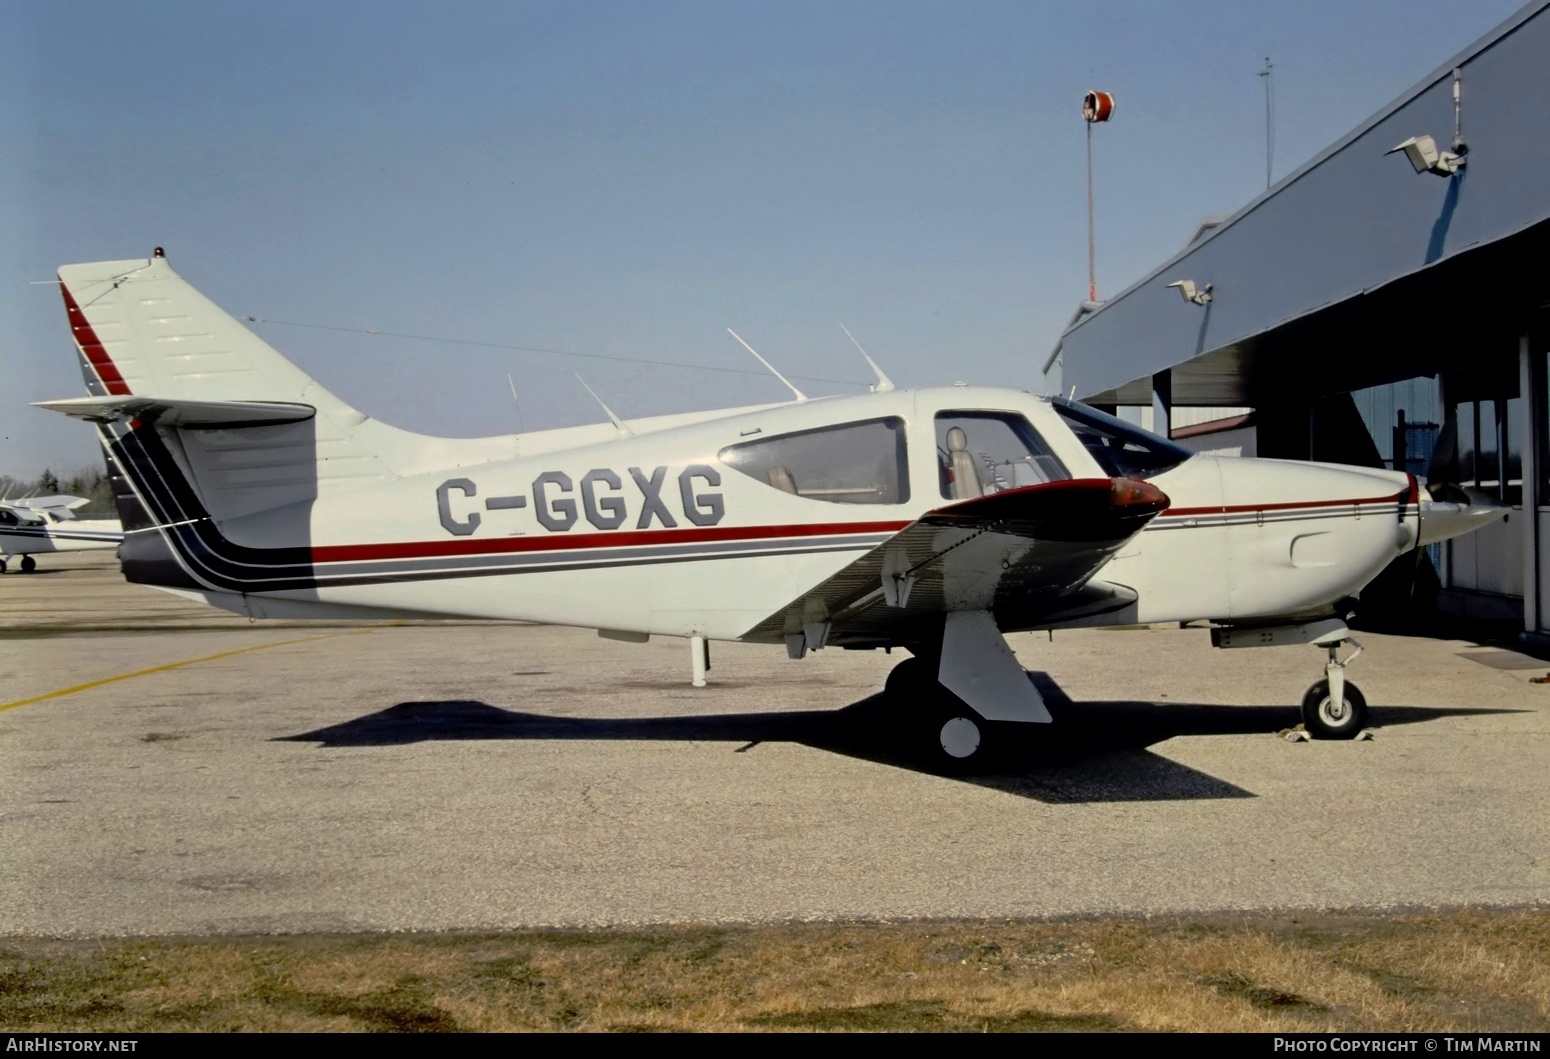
[58,253,362,423]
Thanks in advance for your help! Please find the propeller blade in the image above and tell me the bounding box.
[1424,415,1461,500]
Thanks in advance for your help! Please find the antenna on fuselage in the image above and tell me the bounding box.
[726,328,807,402]
[838,323,895,393]
[575,374,633,436]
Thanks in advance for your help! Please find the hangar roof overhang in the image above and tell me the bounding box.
[1048,0,1550,408]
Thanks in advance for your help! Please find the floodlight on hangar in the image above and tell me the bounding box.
[1166,279,1213,306]
[1387,67,1468,177]
[1387,134,1466,176]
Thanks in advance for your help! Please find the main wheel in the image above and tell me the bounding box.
[885,657,990,773]
[1300,678,1367,740]
[931,706,985,763]
[0,558,7,573]
[19,555,35,574]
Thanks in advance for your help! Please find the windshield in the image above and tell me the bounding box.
[1051,397,1193,480]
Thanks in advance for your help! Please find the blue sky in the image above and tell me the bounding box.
[1,0,1529,476]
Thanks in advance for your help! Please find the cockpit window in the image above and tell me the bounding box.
[719,416,909,505]
[935,411,1069,500]
[1052,397,1193,479]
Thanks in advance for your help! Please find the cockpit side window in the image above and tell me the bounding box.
[1052,397,1193,479]
[0,510,16,526]
[718,416,910,505]
[934,411,1069,500]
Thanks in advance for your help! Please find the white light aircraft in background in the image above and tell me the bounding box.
[0,495,123,574]
[36,251,1507,770]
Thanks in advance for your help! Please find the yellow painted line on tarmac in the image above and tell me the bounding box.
[0,622,403,713]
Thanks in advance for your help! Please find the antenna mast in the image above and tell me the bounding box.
[726,329,807,402]
[1259,57,1274,190]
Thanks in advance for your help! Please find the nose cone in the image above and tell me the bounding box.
[1418,495,1511,545]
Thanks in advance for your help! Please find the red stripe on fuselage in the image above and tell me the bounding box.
[60,282,131,395]
[309,519,913,564]
[1163,486,1414,518]
[310,487,1416,565]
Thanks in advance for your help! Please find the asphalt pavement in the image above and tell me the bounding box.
[1,552,1545,936]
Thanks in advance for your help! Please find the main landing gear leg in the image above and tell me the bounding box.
[1301,637,1367,740]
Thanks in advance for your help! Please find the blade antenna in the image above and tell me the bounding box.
[726,328,807,402]
[839,323,894,393]
[575,374,633,436]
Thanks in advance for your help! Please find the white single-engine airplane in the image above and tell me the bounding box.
[37,251,1507,769]
[0,495,123,573]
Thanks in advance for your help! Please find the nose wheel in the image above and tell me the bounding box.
[1301,638,1367,739]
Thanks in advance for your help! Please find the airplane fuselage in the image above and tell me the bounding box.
[123,385,1418,641]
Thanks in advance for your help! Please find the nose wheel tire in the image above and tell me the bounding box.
[1300,678,1367,740]
[19,555,35,574]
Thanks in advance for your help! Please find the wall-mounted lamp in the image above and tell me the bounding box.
[1387,134,1465,176]
[1387,67,1467,177]
[1167,279,1212,306]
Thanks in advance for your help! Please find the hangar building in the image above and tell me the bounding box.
[1045,0,1550,637]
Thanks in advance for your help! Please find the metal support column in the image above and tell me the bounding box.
[1152,370,1173,440]
[1520,334,1540,634]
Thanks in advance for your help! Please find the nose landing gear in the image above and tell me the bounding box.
[1301,637,1367,739]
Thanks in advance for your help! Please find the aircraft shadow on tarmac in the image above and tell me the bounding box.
[278,673,1523,804]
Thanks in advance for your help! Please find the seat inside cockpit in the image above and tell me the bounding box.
[934,411,1068,500]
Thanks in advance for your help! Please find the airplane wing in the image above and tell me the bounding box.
[5,495,91,514]
[743,477,1168,651]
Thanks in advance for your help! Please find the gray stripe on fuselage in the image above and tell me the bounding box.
[1148,505,1414,532]
[304,541,882,590]
[305,532,895,580]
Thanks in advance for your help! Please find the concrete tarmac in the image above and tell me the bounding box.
[1,553,1546,936]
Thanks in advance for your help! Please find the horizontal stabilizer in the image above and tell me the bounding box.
[33,396,316,429]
